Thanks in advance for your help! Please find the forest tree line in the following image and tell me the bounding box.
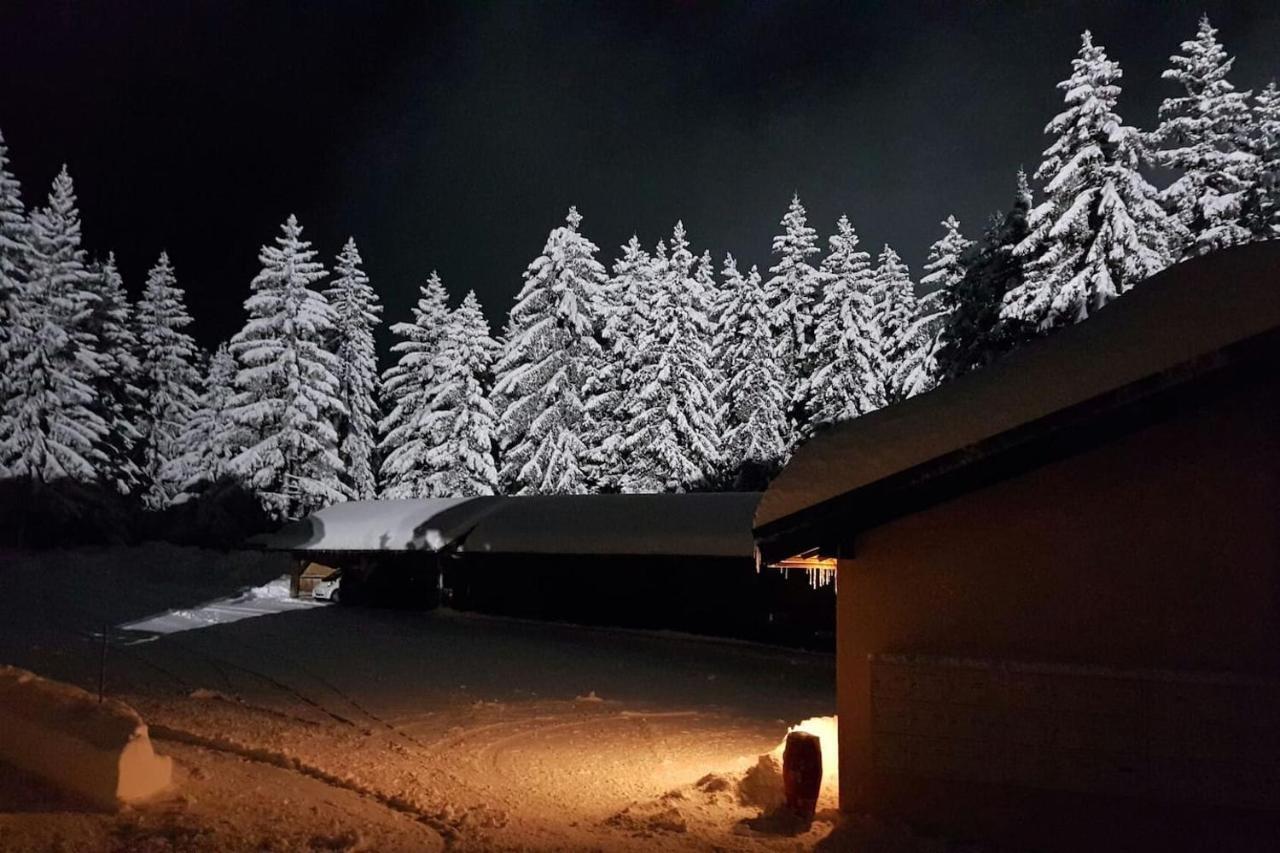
[0,19,1277,530]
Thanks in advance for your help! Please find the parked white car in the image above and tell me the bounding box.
[312,576,341,602]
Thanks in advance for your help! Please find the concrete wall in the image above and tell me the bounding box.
[836,375,1280,849]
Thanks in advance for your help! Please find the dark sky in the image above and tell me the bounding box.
[2,1,1278,351]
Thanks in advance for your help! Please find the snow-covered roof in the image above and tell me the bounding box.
[252,493,761,558]
[756,242,1280,547]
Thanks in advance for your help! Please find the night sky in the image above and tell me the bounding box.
[2,1,1278,351]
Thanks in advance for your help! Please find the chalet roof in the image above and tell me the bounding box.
[252,492,761,559]
[755,242,1280,562]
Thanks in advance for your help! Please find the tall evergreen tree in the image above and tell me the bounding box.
[1150,15,1257,255]
[492,207,606,494]
[413,291,500,496]
[899,215,972,396]
[228,215,345,519]
[618,221,720,492]
[379,271,450,498]
[715,255,789,485]
[0,167,107,481]
[0,130,27,413]
[1246,81,1280,239]
[936,173,1036,380]
[135,252,202,508]
[871,245,917,404]
[325,238,382,500]
[87,254,144,494]
[169,343,240,498]
[800,215,884,432]
[586,236,655,490]
[1004,31,1180,332]
[765,194,821,417]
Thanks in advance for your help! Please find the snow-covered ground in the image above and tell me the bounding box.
[0,544,955,851]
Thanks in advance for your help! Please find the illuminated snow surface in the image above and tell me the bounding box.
[0,545,945,851]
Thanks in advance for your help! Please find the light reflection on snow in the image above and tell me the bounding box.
[118,576,324,635]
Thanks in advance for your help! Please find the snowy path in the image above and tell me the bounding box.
[0,545,841,851]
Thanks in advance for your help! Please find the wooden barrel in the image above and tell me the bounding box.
[782,730,822,820]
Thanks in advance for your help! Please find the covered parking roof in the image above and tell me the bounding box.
[755,242,1280,564]
[252,492,761,559]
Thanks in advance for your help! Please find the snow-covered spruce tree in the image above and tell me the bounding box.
[0,167,108,482]
[411,291,500,496]
[871,245,917,404]
[1150,15,1257,256]
[325,238,382,500]
[86,254,144,494]
[379,271,450,498]
[800,214,884,433]
[897,215,973,397]
[618,221,720,493]
[168,342,239,498]
[1245,81,1280,239]
[715,255,788,486]
[936,173,1036,380]
[1004,31,1180,332]
[492,207,606,494]
[228,215,345,519]
[765,194,821,421]
[134,252,202,508]
[585,236,656,490]
[0,131,28,418]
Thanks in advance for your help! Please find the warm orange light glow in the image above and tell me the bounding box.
[769,552,837,589]
[771,715,839,797]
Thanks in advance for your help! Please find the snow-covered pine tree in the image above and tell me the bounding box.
[936,172,1036,380]
[492,207,606,495]
[1245,81,1280,239]
[871,245,917,404]
[168,342,239,498]
[134,252,202,508]
[86,254,144,494]
[800,215,884,432]
[379,271,450,499]
[0,167,108,482]
[1150,15,1257,256]
[765,194,821,421]
[0,130,29,476]
[325,238,382,500]
[1003,31,1180,332]
[228,214,345,519]
[618,221,720,492]
[412,291,500,496]
[715,255,789,486]
[897,216,973,397]
[585,236,655,490]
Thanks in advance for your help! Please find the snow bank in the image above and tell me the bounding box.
[0,665,172,809]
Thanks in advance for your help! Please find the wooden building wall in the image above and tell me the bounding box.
[835,371,1280,849]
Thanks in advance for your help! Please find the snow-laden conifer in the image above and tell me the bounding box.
[800,215,884,432]
[1246,81,1280,239]
[715,255,789,483]
[1150,15,1257,255]
[135,252,202,508]
[168,343,239,497]
[1004,31,1180,331]
[379,271,450,498]
[411,291,500,496]
[898,216,973,397]
[936,173,1035,380]
[492,207,606,495]
[0,131,27,394]
[228,215,345,519]
[87,254,144,494]
[765,194,821,410]
[585,236,655,490]
[325,238,382,500]
[871,245,917,404]
[0,167,107,481]
[618,222,720,492]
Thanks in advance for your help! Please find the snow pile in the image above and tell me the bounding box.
[247,575,293,600]
[0,665,172,809]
